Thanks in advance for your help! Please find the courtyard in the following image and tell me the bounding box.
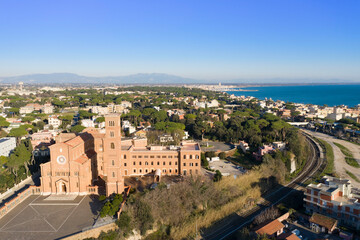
[209,159,246,176]
[0,194,101,240]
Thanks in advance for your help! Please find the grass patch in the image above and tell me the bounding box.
[345,169,360,182]
[334,142,360,168]
[230,149,261,169]
[315,138,335,176]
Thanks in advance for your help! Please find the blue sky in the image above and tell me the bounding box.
[0,0,359,81]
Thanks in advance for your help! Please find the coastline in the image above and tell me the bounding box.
[224,84,360,107]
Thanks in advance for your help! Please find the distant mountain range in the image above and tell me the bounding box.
[0,72,358,85]
[0,73,197,85]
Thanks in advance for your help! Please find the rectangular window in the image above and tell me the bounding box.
[76,182,79,187]
[183,155,186,159]
[110,131,115,137]
[183,163,186,166]
[150,155,154,158]
[124,163,127,167]
[162,156,166,158]
[112,172,115,177]
[144,155,149,158]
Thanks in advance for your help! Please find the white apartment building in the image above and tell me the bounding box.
[81,119,95,128]
[48,116,62,129]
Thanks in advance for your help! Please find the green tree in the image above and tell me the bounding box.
[70,124,86,133]
[0,117,10,130]
[9,127,28,144]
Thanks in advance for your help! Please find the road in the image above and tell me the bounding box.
[201,133,323,240]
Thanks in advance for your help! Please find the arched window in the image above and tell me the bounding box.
[145,162,148,165]
[111,143,115,149]
[112,160,115,166]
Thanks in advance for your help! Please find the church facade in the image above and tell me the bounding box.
[40,114,201,196]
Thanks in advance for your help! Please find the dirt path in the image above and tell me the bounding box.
[303,130,360,188]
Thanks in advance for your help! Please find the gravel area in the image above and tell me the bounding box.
[303,130,360,188]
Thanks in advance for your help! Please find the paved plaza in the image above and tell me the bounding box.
[209,160,245,176]
[0,194,101,240]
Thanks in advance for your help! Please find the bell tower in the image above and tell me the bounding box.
[103,114,124,195]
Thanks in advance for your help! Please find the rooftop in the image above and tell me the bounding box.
[309,213,337,230]
[255,219,284,236]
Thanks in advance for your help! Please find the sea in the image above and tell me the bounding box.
[226,84,360,107]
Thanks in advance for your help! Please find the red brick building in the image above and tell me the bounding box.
[304,176,360,230]
[40,114,201,196]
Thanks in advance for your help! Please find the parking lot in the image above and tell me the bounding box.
[0,194,101,240]
[208,159,245,176]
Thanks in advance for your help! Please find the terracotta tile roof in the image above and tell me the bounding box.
[65,132,93,147]
[74,154,89,164]
[278,233,301,240]
[65,135,84,147]
[309,213,337,231]
[255,219,285,236]
[287,234,301,240]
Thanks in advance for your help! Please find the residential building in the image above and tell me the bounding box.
[309,213,337,234]
[253,144,275,161]
[48,116,62,129]
[239,141,250,153]
[273,141,286,151]
[31,131,53,149]
[19,106,35,114]
[255,219,285,238]
[304,176,360,230]
[0,137,16,157]
[81,119,95,128]
[39,114,201,196]
[41,104,54,114]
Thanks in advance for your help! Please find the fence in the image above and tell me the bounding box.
[0,185,41,219]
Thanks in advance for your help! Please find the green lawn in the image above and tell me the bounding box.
[315,138,334,176]
[334,142,360,168]
[345,169,360,182]
[230,149,260,169]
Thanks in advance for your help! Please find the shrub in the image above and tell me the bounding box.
[99,195,106,201]
[219,152,226,159]
[116,211,133,237]
[213,170,222,182]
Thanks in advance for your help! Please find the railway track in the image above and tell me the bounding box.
[202,133,324,240]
